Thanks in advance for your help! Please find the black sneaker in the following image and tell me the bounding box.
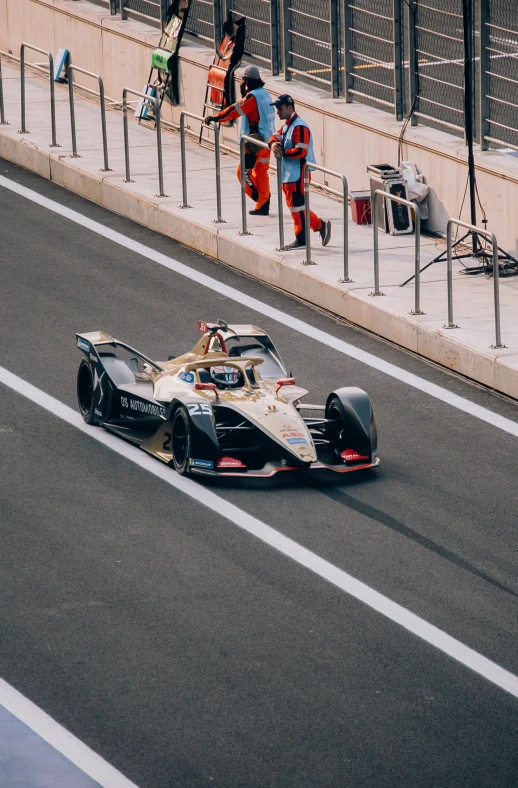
[249,198,270,216]
[319,220,332,246]
[284,239,306,250]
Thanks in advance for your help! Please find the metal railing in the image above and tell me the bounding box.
[302,163,350,283]
[19,43,58,146]
[371,190,423,316]
[0,54,7,125]
[239,135,284,251]
[68,64,110,171]
[180,111,223,223]
[446,220,504,348]
[122,87,166,197]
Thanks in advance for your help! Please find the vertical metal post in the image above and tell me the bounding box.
[225,0,233,17]
[270,0,280,77]
[370,191,384,296]
[154,97,166,198]
[122,90,133,183]
[410,204,423,314]
[445,220,456,327]
[393,0,403,121]
[276,157,285,251]
[68,68,79,158]
[302,166,314,265]
[282,0,292,82]
[330,0,340,98]
[214,123,224,223]
[239,137,250,235]
[338,175,351,283]
[490,233,504,348]
[20,46,26,133]
[478,0,490,150]
[343,0,353,103]
[0,56,7,125]
[407,0,418,126]
[160,0,169,30]
[48,53,57,147]
[213,0,223,48]
[180,113,190,207]
[98,78,110,172]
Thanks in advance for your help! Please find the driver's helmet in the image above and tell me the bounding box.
[210,365,243,389]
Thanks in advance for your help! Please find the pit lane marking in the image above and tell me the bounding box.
[1,363,517,702]
[0,677,139,787]
[1,173,518,443]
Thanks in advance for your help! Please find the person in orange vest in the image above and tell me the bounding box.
[205,65,275,215]
[269,94,331,249]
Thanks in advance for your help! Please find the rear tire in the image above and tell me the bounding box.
[77,359,95,425]
[171,406,192,475]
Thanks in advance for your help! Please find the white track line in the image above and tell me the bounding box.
[1,364,517,701]
[0,677,139,787]
[0,174,517,438]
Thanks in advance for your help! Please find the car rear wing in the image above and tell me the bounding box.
[75,332,165,372]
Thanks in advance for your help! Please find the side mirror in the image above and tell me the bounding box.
[195,382,218,393]
[276,377,296,393]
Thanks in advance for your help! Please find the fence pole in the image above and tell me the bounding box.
[343,0,353,103]
[180,114,190,207]
[478,0,490,150]
[445,220,457,328]
[19,43,58,146]
[154,96,166,197]
[214,123,224,223]
[160,0,169,30]
[393,0,403,121]
[239,137,250,235]
[407,0,418,126]
[370,193,384,295]
[0,56,7,125]
[68,67,79,158]
[338,175,351,283]
[276,157,285,251]
[213,0,223,48]
[270,0,280,77]
[282,0,292,82]
[490,233,504,348]
[123,90,133,183]
[410,203,422,314]
[302,166,314,265]
[330,0,340,98]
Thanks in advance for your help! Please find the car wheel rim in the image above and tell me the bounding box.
[173,415,188,467]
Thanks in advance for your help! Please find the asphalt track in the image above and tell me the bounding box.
[0,159,517,787]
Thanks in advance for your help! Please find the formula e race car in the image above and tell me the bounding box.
[75,320,379,478]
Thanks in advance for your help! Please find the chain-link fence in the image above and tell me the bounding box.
[410,0,467,133]
[282,0,340,96]
[480,0,518,150]
[89,0,518,149]
[344,0,404,119]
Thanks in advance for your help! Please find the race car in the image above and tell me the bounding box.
[75,320,379,478]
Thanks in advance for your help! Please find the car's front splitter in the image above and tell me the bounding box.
[190,457,380,478]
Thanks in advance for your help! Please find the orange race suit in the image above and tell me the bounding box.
[214,93,271,211]
[269,112,323,243]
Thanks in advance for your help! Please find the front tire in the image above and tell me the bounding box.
[77,359,95,424]
[325,395,347,455]
[171,406,192,475]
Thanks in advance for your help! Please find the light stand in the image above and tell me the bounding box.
[401,0,518,288]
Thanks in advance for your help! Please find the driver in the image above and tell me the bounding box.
[210,365,243,389]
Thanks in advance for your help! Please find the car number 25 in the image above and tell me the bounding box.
[187,403,212,416]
